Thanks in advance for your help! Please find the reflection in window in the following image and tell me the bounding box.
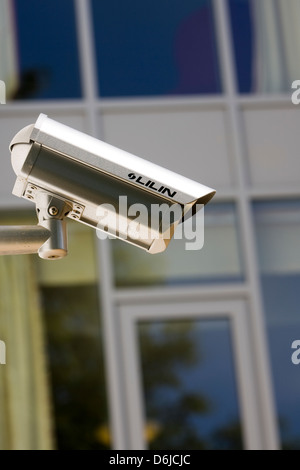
[0,210,54,449]
[35,222,110,450]
[0,212,110,449]
[254,200,300,449]
[138,318,243,450]
[228,0,300,93]
[0,253,54,449]
[112,203,244,287]
[39,285,109,450]
[10,0,82,99]
[91,0,221,97]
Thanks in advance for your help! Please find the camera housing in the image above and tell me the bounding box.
[9,113,216,257]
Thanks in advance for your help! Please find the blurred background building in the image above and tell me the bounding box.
[0,0,300,450]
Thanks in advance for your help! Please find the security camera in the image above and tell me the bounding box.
[4,113,216,259]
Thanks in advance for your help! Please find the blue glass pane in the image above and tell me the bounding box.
[91,0,221,97]
[254,200,300,449]
[261,274,300,449]
[12,0,82,99]
[228,0,300,94]
[228,0,253,93]
[138,318,243,449]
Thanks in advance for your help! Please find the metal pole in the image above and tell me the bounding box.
[0,225,50,255]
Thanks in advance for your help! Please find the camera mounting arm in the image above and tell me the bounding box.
[0,224,51,256]
[0,193,71,259]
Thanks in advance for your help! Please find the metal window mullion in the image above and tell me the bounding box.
[119,309,146,450]
[74,0,99,133]
[74,0,128,450]
[0,101,85,114]
[212,0,279,449]
[231,302,262,450]
[113,283,250,304]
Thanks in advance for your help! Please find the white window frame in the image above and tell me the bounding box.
[117,299,261,450]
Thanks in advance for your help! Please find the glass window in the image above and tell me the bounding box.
[254,200,300,449]
[228,0,300,93]
[227,0,253,93]
[39,284,110,450]
[35,221,110,450]
[112,203,244,287]
[138,318,243,449]
[0,211,110,450]
[7,0,82,100]
[91,0,221,97]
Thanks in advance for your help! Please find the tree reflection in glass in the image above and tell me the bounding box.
[138,318,243,450]
[40,285,110,450]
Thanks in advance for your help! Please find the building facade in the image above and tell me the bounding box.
[0,0,300,450]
